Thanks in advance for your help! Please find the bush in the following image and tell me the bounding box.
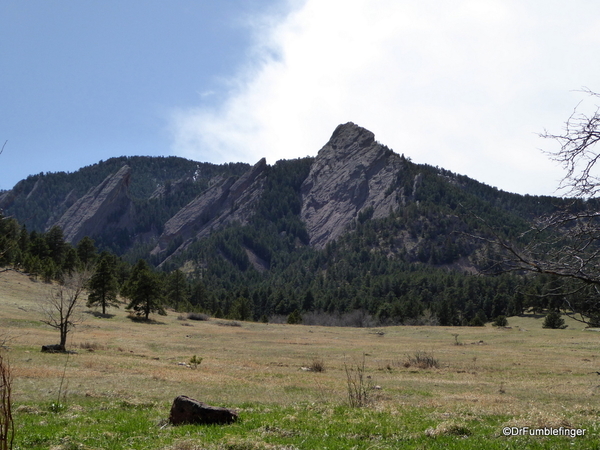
[216,320,241,327]
[468,316,485,326]
[189,355,203,369]
[405,351,439,369]
[187,312,210,321]
[344,355,373,407]
[542,311,567,329]
[287,309,302,325]
[309,357,326,373]
[492,315,508,327]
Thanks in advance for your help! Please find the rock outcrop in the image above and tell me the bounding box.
[54,165,133,244]
[152,158,267,258]
[300,122,404,248]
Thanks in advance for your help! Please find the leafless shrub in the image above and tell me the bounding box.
[402,309,439,326]
[344,354,374,407]
[0,352,14,450]
[187,312,210,321]
[405,351,439,369]
[309,356,326,373]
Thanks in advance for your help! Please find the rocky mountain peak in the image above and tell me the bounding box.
[329,122,375,150]
[300,123,403,248]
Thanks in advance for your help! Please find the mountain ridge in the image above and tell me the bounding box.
[0,122,563,269]
[2,122,582,325]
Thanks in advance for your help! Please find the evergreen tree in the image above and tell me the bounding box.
[87,252,120,315]
[190,280,209,311]
[165,269,190,310]
[62,246,79,275]
[230,296,253,321]
[122,259,165,320]
[77,236,97,268]
[542,311,568,329]
[45,225,66,268]
[287,309,302,324]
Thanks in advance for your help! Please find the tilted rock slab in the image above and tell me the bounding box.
[300,122,404,248]
[54,165,133,244]
[169,395,238,425]
[152,158,267,259]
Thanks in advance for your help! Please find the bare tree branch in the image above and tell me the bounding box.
[40,271,91,351]
[541,89,600,197]
[473,90,600,325]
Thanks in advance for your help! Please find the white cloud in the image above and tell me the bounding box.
[170,0,600,196]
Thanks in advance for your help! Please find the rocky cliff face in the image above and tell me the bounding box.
[152,158,267,259]
[54,165,133,244]
[300,122,404,248]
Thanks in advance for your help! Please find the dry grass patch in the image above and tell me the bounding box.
[2,269,600,440]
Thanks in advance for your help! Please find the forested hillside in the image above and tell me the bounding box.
[0,156,249,235]
[0,123,586,326]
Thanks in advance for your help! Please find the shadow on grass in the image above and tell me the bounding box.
[517,313,547,319]
[85,311,116,319]
[127,315,167,325]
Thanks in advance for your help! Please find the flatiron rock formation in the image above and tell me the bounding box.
[300,122,404,248]
[152,158,267,258]
[54,165,133,244]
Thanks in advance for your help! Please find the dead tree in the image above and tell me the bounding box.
[480,90,600,325]
[542,88,600,197]
[40,271,91,351]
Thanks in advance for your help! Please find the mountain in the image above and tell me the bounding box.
[0,122,571,325]
[0,122,563,264]
[301,123,403,248]
[0,156,250,254]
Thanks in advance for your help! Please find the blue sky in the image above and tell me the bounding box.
[2,1,600,196]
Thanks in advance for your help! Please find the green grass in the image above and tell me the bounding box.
[12,399,599,450]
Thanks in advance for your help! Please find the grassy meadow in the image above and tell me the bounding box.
[1,269,600,449]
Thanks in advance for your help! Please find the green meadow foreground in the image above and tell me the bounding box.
[1,270,600,449]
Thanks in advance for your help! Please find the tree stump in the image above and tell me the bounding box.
[168,395,238,425]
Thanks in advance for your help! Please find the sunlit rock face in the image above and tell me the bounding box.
[55,165,133,244]
[300,122,405,248]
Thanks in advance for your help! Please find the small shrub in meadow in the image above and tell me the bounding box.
[187,312,210,321]
[543,311,567,329]
[309,357,326,373]
[405,351,439,369]
[189,355,203,369]
[492,315,508,327]
[344,354,373,407]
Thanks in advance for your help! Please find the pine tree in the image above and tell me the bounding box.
[230,297,253,321]
[87,252,120,315]
[77,236,97,268]
[165,269,190,310]
[122,259,165,320]
[542,311,567,329]
[45,226,66,268]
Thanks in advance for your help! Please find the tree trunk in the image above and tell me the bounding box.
[59,325,67,351]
